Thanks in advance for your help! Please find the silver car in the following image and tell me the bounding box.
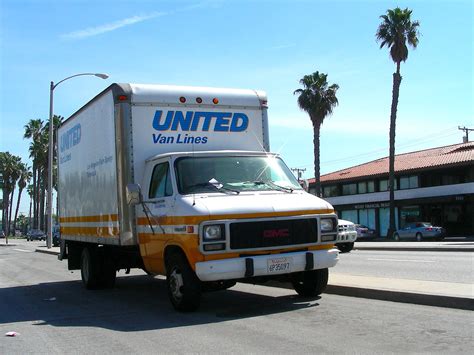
[393,222,445,241]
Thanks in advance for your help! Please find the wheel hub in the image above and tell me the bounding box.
[170,269,184,300]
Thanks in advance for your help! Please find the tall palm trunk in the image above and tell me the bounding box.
[32,163,38,229]
[2,188,9,242]
[13,186,24,232]
[312,119,322,197]
[388,62,402,238]
[40,168,47,231]
[8,188,15,234]
[29,195,32,231]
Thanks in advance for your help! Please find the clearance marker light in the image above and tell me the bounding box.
[212,98,219,104]
[118,95,128,101]
[179,96,186,103]
[196,97,203,104]
[187,226,195,234]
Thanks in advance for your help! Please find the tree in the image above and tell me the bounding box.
[13,162,31,233]
[24,119,44,229]
[0,152,21,241]
[294,71,339,196]
[376,7,420,238]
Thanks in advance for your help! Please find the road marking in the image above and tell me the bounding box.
[367,258,435,263]
[13,248,34,253]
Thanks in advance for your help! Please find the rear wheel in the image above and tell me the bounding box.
[416,233,423,242]
[81,247,101,289]
[291,268,328,297]
[166,253,201,312]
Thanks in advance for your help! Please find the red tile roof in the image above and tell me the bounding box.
[309,142,474,184]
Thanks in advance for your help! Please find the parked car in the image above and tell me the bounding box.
[0,230,5,238]
[393,222,445,241]
[26,229,46,241]
[336,219,358,253]
[355,224,377,240]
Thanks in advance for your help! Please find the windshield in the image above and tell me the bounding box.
[175,155,302,195]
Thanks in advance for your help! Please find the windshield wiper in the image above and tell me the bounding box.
[187,179,240,195]
[244,180,294,193]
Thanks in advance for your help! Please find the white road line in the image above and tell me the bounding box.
[13,248,34,253]
[367,258,435,263]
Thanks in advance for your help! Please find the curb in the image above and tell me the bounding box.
[324,285,473,311]
[270,282,473,311]
[35,248,60,256]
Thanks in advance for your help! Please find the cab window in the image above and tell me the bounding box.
[149,162,173,198]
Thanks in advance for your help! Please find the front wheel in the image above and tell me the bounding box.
[291,268,329,297]
[337,242,354,253]
[416,233,423,242]
[166,253,201,312]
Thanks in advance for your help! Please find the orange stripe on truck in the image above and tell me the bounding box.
[59,214,119,223]
[60,226,119,237]
[136,209,334,226]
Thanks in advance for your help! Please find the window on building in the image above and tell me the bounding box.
[400,175,419,189]
[358,182,367,194]
[341,210,358,223]
[367,181,375,193]
[323,185,339,197]
[379,179,397,191]
[342,183,357,195]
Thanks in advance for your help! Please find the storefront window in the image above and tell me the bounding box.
[379,207,399,237]
[341,210,358,223]
[358,209,376,230]
[400,205,420,226]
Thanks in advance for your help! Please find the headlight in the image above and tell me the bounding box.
[203,224,225,241]
[348,224,356,232]
[320,218,336,232]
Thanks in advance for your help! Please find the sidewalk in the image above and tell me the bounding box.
[36,246,473,311]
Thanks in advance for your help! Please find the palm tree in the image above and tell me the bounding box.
[13,162,31,233]
[24,119,44,229]
[376,7,420,238]
[294,71,339,196]
[0,152,21,240]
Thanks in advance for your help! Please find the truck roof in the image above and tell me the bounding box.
[145,150,278,163]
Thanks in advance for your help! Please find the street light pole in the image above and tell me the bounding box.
[46,73,109,248]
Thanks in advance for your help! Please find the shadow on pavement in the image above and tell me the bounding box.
[0,275,319,331]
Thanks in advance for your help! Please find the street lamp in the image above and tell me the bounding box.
[47,73,109,248]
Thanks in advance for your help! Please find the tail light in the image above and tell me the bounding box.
[425,227,433,231]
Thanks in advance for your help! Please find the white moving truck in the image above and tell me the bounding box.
[58,83,339,311]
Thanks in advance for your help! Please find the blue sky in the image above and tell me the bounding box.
[1,0,472,215]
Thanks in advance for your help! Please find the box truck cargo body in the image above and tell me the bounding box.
[58,83,339,311]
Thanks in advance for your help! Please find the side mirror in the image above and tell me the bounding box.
[126,183,142,205]
[302,179,309,192]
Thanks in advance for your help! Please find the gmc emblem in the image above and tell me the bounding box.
[263,228,290,238]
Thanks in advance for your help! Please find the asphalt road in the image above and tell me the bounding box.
[334,249,474,284]
[1,241,473,354]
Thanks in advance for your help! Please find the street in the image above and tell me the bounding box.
[1,240,473,354]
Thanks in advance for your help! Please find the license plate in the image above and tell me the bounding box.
[267,257,292,274]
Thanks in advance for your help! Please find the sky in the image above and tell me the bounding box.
[1,0,473,216]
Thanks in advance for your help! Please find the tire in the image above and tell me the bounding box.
[416,233,423,242]
[337,242,354,253]
[80,247,101,290]
[166,252,201,312]
[291,268,329,297]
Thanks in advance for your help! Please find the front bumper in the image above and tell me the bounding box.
[336,231,358,243]
[195,248,339,282]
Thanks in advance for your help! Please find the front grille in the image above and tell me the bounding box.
[229,218,318,250]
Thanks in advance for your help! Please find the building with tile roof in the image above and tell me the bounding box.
[308,142,474,238]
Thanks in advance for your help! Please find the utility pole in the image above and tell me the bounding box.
[291,168,306,183]
[458,126,473,143]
